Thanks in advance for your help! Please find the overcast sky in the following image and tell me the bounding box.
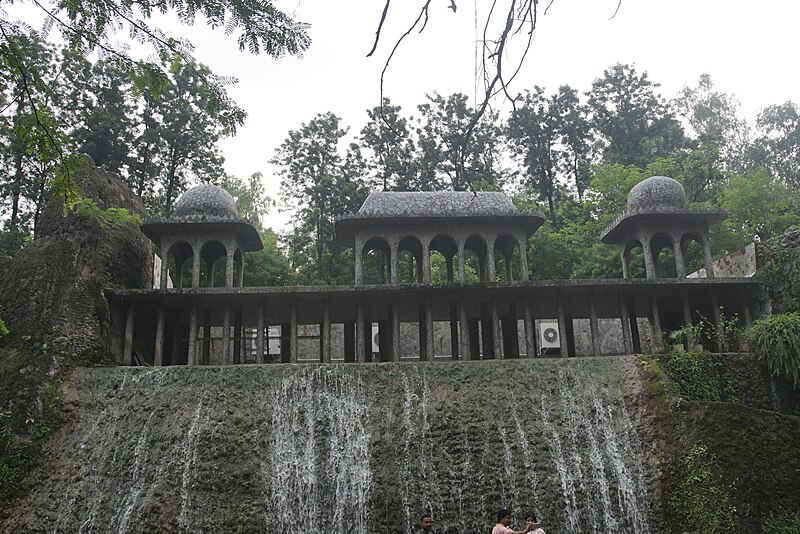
[14,1,800,228]
[166,0,799,229]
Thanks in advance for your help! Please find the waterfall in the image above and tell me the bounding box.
[9,357,654,534]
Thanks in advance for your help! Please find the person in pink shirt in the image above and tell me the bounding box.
[491,509,532,534]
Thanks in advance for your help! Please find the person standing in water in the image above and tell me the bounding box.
[491,509,532,534]
[415,513,433,534]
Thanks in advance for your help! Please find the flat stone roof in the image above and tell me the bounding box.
[600,207,726,245]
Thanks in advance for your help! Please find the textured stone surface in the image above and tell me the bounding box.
[626,176,687,213]
[355,191,523,218]
[174,184,238,219]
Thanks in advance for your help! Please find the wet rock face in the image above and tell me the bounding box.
[0,162,151,352]
[0,358,657,534]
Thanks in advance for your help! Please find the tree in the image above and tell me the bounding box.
[359,98,418,191]
[552,84,593,200]
[273,112,368,284]
[755,102,800,187]
[587,63,687,167]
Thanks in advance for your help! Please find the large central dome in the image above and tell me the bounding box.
[626,175,687,213]
[174,184,238,219]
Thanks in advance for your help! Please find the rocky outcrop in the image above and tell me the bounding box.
[757,225,800,313]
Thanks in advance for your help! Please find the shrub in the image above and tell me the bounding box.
[763,510,800,534]
[744,313,800,389]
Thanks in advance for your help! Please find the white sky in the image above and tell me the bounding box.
[11,0,800,229]
[171,0,800,229]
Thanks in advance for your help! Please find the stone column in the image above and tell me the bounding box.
[390,241,399,285]
[225,245,235,288]
[459,300,472,360]
[449,303,459,359]
[233,308,243,364]
[492,299,503,359]
[682,290,695,350]
[641,237,656,279]
[202,309,211,365]
[257,302,265,363]
[160,237,170,289]
[589,291,600,357]
[523,295,536,358]
[191,246,201,288]
[519,237,530,282]
[154,304,165,366]
[344,322,355,363]
[674,240,687,278]
[422,240,431,285]
[123,301,136,366]
[650,293,664,352]
[457,241,466,285]
[619,291,633,355]
[188,305,198,366]
[621,249,630,279]
[557,295,569,357]
[290,301,298,363]
[425,298,435,361]
[356,304,366,362]
[355,236,364,285]
[236,252,244,287]
[321,299,331,363]
[702,238,716,278]
[222,303,231,364]
[487,246,496,282]
[391,300,401,361]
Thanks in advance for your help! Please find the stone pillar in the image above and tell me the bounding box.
[188,305,198,366]
[459,301,472,360]
[225,246,234,288]
[355,236,364,285]
[202,309,211,365]
[641,237,656,279]
[449,303,459,359]
[619,291,633,355]
[425,299,435,361]
[344,321,355,363]
[160,238,170,289]
[557,295,568,357]
[290,301,298,363]
[222,303,231,364]
[674,240,687,278]
[650,293,664,352]
[519,238,529,282]
[523,295,536,358]
[356,304,366,362]
[191,246,201,288]
[470,319,481,359]
[233,308,243,364]
[487,246,496,282]
[621,249,630,279]
[321,299,331,363]
[123,301,136,366]
[237,252,245,287]
[682,290,695,350]
[390,241,399,285]
[391,300,401,361]
[480,304,493,358]
[703,238,716,278]
[422,240,431,285]
[492,299,503,359]
[154,304,165,366]
[589,291,600,357]
[457,242,466,285]
[257,302,265,363]
[502,302,519,358]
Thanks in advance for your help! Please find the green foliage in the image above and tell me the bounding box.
[763,510,800,534]
[667,443,737,534]
[0,318,8,338]
[744,313,800,389]
[655,350,736,402]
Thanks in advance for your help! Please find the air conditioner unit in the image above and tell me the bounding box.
[539,321,561,349]
[371,324,380,354]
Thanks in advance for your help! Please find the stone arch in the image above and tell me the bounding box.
[200,240,227,287]
[464,234,489,281]
[650,232,677,278]
[681,232,708,277]
[493,234,519,282]
[430,234,458,283]
[362,237,392,284]
[622,239,646,279]
[398,235,423,284]
[166,240,194,288]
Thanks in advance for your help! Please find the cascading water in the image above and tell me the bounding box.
[7,357,656,534]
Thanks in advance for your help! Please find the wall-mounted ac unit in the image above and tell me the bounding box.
[371,324,380,354]
[539,321,561,349]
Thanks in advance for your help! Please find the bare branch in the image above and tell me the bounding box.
[366,0,391,57]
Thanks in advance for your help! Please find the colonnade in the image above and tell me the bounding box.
[621,230,716,279]
[158,232,245,289]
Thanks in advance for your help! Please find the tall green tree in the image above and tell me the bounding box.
[360,98,419,191]
[273,112,368,284]
[755,102,800,187]
[552,84,593,200]
[587,63,687,167]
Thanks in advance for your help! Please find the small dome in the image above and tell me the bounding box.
[627,176,687,213]
[174,184,238,219]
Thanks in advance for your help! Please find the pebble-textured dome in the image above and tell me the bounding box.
[627,176,687,213]
[174,184,238,219]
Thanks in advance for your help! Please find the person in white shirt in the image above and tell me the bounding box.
[524,512,546,534]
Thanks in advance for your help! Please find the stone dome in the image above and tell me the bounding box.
[626,176,687,213]
[174,184,238,219]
